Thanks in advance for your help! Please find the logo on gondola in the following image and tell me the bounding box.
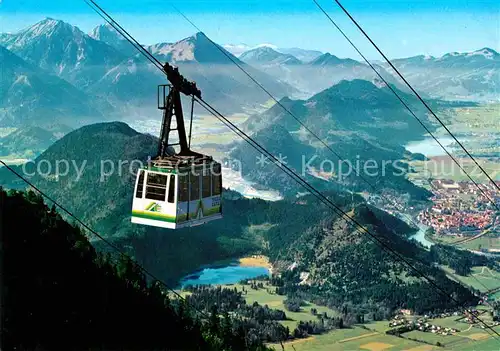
[145,202,162,212]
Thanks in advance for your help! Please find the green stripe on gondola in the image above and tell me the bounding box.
[131,210,176,223]
[140,166,178,174]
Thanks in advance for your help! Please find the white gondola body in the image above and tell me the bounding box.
[131,162,222,229]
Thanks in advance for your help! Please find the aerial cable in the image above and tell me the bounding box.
[77,0,500,337]
[85,0,164,70]
[167,4,435,233]
[84,0,164,72]
[193,98,344,217]
[170,2,500,237]
[86,0,352,223]
[194,97,500,339]
[167,4,500,319]
[167,5,500,300]
[330,0,500,193]
[84,1,500,336]
[310,0,499,212]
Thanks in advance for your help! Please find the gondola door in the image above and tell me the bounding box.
[176,172,189,224]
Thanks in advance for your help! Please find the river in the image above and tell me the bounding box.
[179,265,270,288]
[393,211,434,248]
[222,167,283,201]
[410,224,434,248]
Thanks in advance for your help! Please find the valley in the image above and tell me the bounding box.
[175,278,500,351]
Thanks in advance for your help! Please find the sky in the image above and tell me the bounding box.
[0,0,499,59]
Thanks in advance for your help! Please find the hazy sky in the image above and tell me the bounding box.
[1,0,499,59]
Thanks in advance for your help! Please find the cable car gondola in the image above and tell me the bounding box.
[131,63,222,229]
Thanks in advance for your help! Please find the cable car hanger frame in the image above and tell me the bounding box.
[130,62,223,229]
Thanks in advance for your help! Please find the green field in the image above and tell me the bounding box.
[222,281,500,351]
[269,327,430,351]
[408,158,500,182]
[455,236,500,252]
[439,104,500,135]
[231,282,339,330]
[440,266,500,293]
[427,233,500,252]
[191,113,248,146]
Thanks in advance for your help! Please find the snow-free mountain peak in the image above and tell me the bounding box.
[240,46,302,65]
[144,31,239,64]
[309,52,361,67]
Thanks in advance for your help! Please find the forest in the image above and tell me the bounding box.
[429,244,500,276]
[183,285,347,344]
[0,188,272,351]
[263,205,481,317]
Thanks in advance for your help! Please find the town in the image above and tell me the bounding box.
[387,308,500,338]
[417,180,499,237]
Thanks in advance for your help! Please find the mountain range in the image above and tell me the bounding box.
[237,45,499,101]
[0,44,109,128]
[238,46,408,96]
[0,18,296,120]
[387,48,500,102]
[2,15,498,347]
[228,79,442,199]
[95,31,298,112]
[1,17,497,131]
[223,43,323,62]
[0,18,126,90]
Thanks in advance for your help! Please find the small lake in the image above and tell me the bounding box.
[179,265,270,288]
[405,136,456,157]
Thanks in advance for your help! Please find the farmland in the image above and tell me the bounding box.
[222,280,500,350]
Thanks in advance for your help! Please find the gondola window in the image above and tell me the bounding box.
[145,173,168,201]
[135,170,145,198]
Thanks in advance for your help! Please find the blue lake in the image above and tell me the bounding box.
[179,265,270,288]
[405,136,473,158]
[405,136,456,157]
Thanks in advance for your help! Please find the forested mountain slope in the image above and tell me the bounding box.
[0,189,271,350]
